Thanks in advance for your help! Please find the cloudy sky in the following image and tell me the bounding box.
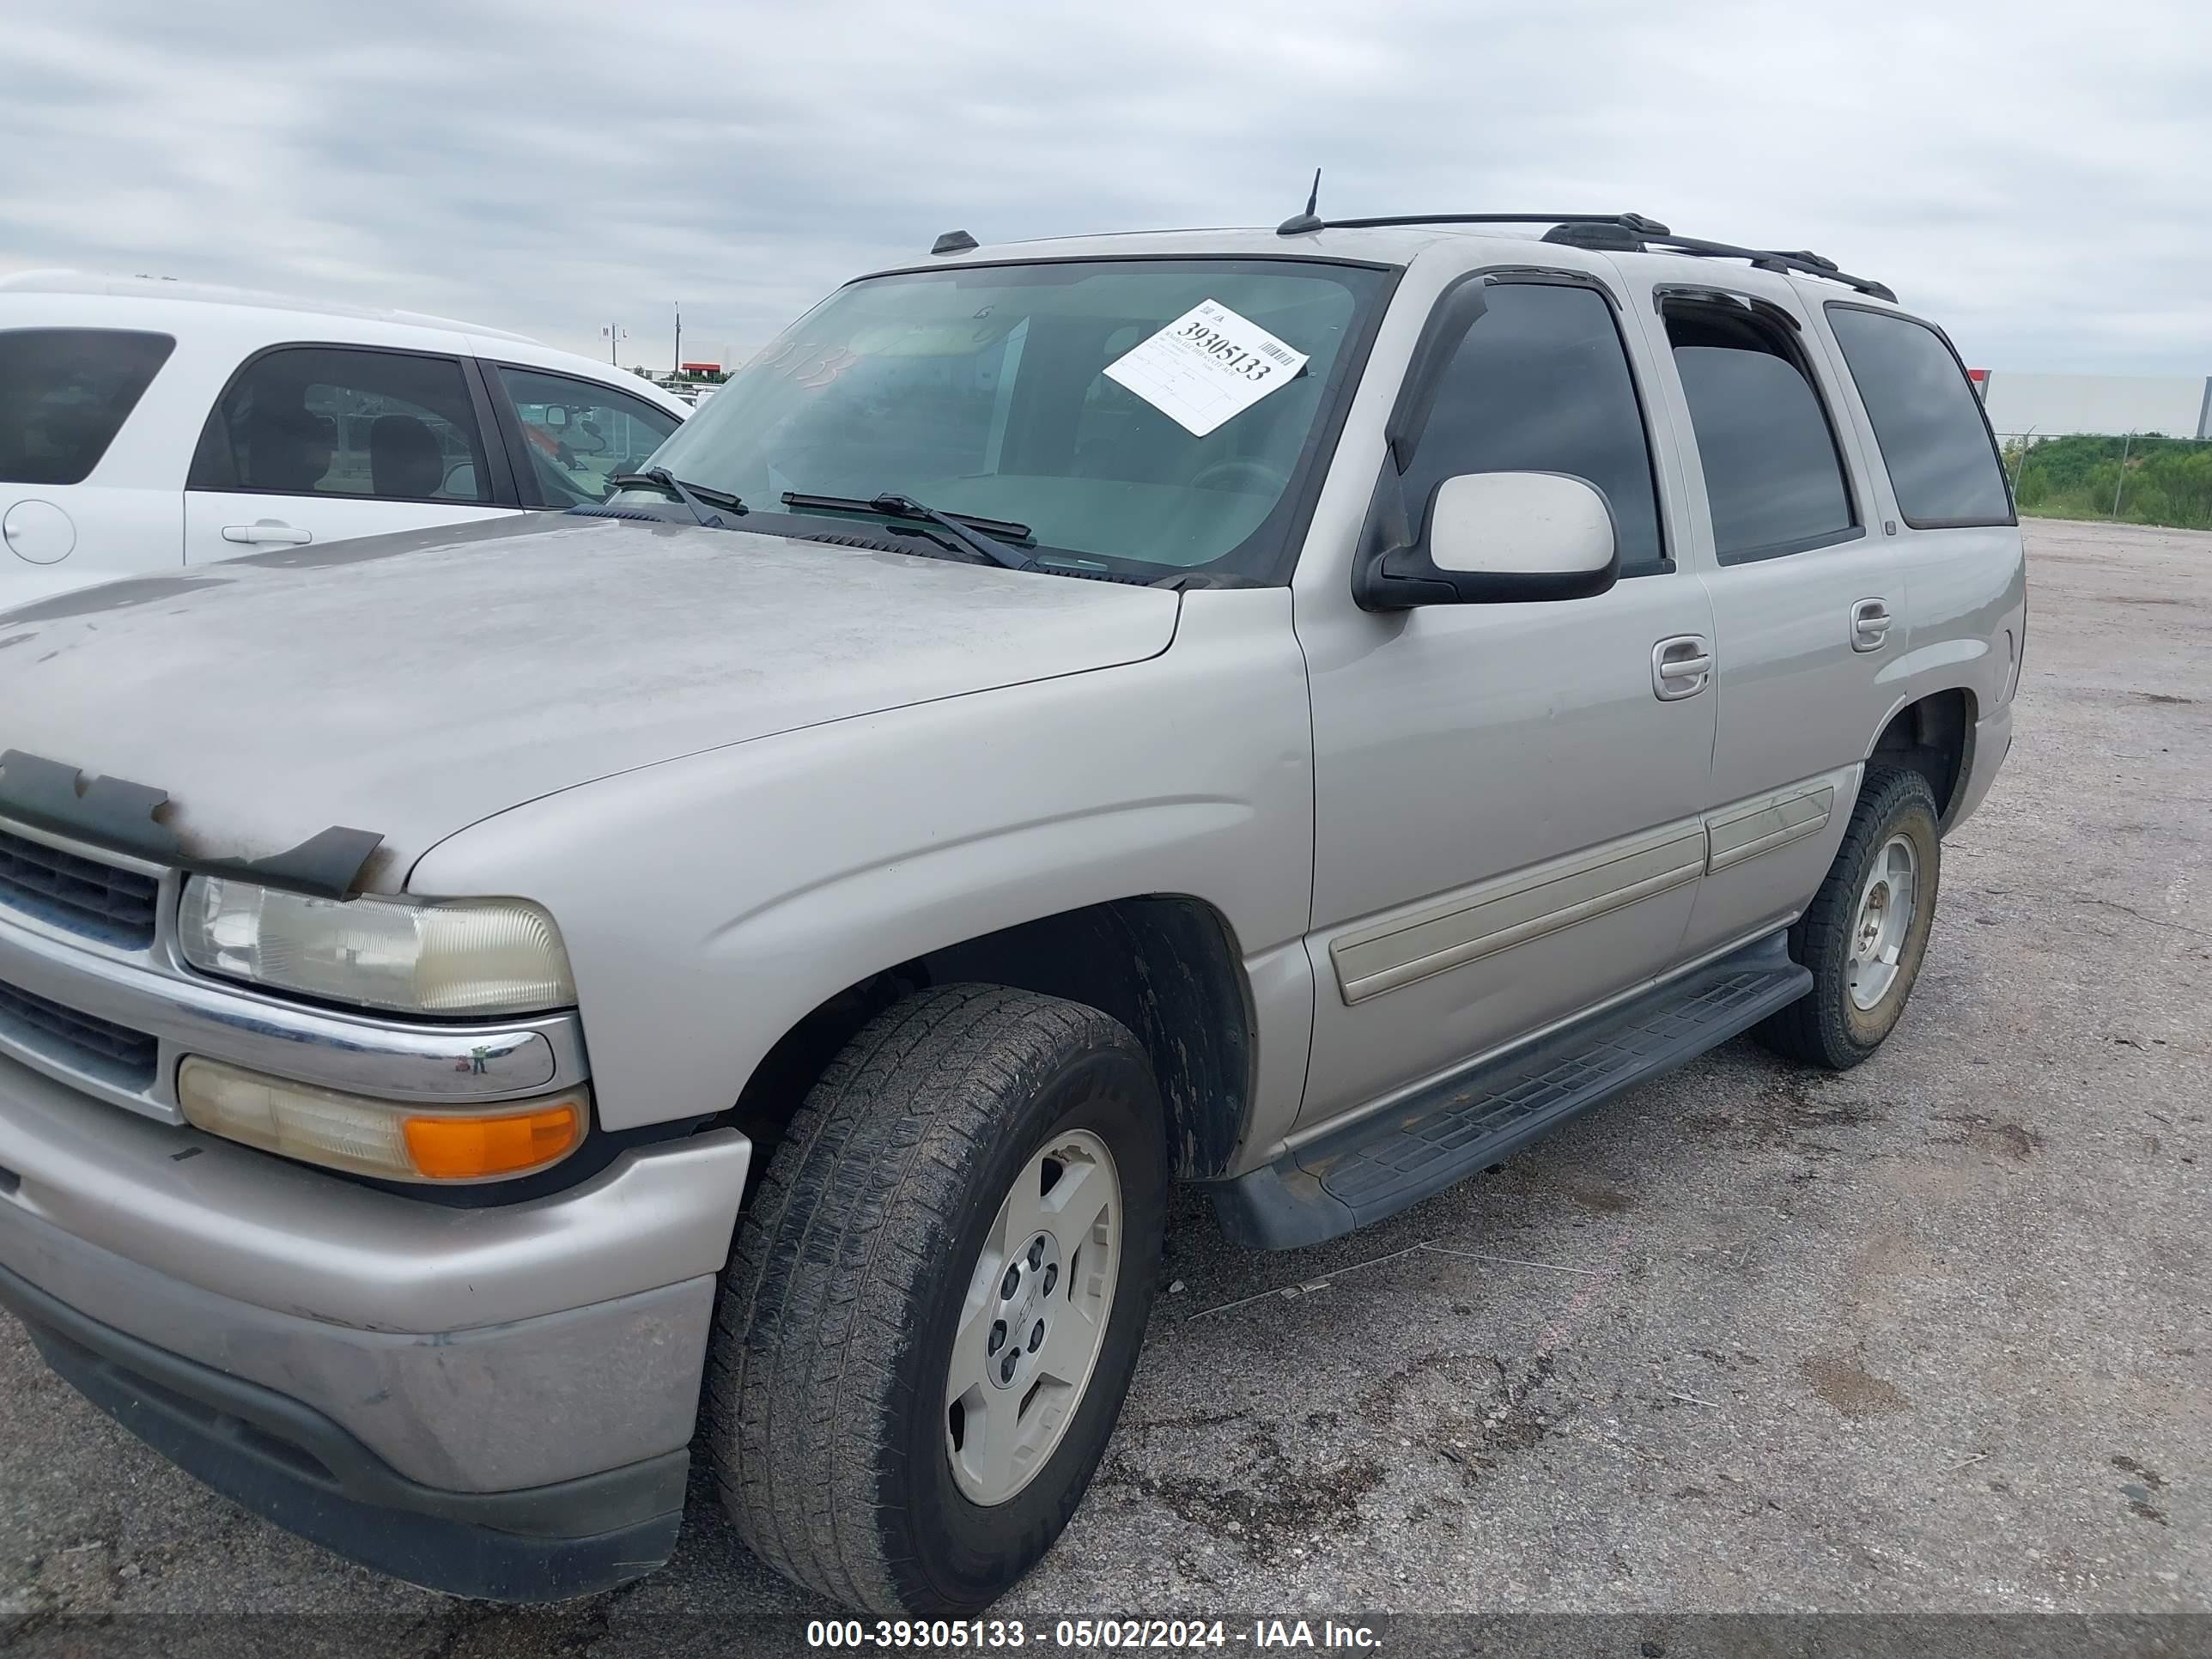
[6,0,2209,376]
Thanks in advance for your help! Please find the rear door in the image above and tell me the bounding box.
[1,326,183,605]
[1630,282,1899,958]
[182,343,519,562]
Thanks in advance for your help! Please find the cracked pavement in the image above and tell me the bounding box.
[3,519,2207,1654]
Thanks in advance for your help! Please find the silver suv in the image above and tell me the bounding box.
[0,212,2024,1615]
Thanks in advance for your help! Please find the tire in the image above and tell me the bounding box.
[707,983,1168,1615]
[1755,765,1942,1070]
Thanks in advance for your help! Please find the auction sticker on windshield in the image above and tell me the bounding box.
[1103,300,1310,436]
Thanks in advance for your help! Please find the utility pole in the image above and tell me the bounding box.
[602,323,628,366]
[674,302,683,377]
[2112,432,2133,520]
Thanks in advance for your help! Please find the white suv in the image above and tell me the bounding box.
[0,271,689,607]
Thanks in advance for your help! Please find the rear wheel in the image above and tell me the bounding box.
[708,984,1166,1614]
[1755,766,1942,1070]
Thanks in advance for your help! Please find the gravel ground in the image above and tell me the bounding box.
[3,518,2207,1656]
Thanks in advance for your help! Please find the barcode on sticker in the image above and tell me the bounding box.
[1259,341,1296,366]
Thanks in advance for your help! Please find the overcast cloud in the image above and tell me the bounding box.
[4,0,2209,375]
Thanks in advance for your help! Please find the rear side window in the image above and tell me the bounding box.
[1405,281,1668,576]
[190,345,492,503]
[1664,299,1857,564]
[0,329,175,485]
[1826,306,2013,527]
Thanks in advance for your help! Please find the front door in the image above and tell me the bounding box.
[1297,272,1717,1130]
[183,343,515,562]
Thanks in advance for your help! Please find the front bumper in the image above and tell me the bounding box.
[0,1051,751,1597]
[1,1254,688,1601]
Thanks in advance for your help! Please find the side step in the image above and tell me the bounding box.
[1211,932,1812,1249]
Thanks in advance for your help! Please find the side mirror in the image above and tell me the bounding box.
[1355,471,1620,609]
[544,405,569,428]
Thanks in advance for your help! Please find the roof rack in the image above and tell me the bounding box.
[1273,211,1895,304]
[1579,229,1898,304]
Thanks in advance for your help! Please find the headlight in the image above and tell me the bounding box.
[179,878,575,1017]
[179,1056,586,1182]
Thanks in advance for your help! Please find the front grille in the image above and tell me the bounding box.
[0,975,159,1088]
[0,826,161,950]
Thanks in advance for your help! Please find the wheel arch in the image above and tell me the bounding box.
[726,895,1256,1185]
[1867,685,1978,831]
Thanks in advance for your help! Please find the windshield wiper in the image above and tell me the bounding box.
[781,491,1036,571]
[610,468,747,527]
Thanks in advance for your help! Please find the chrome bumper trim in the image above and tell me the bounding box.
[0,912,586,1118]
[0,812,587,1122]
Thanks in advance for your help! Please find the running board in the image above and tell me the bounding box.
[1211,932,1812,1249]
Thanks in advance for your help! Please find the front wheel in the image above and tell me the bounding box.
[708,984,1167,1615]
[1755,765,1942,1070]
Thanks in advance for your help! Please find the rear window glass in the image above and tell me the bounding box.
[1826,307,2014,527]
[0,329,175,485]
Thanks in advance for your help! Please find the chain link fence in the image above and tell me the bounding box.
[1996,431,2212,531]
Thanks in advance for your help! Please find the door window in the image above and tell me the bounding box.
[1663,299,1857,563]
[0,329,175,484]
[190,347,492,503]
[495,367,682,505]
[1826,306,2014,527]
[1402,280,1668,576]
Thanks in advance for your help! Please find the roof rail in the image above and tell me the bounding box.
[1270,211,1897,304]
[1626,233,1897,304]
[1280,210,1673,238]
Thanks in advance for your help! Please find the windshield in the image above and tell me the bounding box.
[641,258,1388,580]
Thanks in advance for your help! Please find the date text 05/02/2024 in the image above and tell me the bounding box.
[805,1617,1383,1649]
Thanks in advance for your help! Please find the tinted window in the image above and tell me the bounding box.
[0,329,174,485]
[1666,302,1856,563]
[496,367,681,505]
[1405,282,1666,575]
[1827,307,2012,526]
[191,346,491,503]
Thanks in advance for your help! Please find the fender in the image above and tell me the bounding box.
[406,590,1319,1139]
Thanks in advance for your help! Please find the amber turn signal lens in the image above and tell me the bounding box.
[404,1104,583,1181]
[178,1056,589,1183]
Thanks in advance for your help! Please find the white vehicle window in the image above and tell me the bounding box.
[495,367,682,505]
[190,346,492,504]
[1,329,175,485]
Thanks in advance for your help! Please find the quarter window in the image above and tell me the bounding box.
[0,329,175,485]
[1404,281,1668,576]
[190,346,492,503]
[1664,299,1857,563]
[496,367,682,506]
[1826,306,2013,527]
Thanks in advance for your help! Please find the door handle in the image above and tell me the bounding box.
[1850,598,1893,653]
[1652,635,1712,701]
[222,520,313,546]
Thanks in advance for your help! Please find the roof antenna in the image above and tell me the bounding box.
[1275,169,1324,236]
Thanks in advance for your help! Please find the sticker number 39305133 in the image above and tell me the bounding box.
[1103,300,1310,437]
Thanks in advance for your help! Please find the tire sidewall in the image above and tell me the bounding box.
[1836,781,1941,1052]
[889,1042,1166,1612]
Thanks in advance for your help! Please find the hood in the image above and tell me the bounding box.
[0,514,1180,888]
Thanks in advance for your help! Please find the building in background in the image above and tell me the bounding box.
[1972,370,2212,439]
